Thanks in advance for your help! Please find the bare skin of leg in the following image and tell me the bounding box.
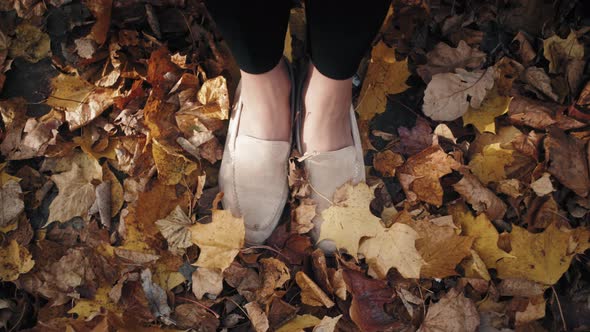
[238,58,292,141]
[301,62,354,153]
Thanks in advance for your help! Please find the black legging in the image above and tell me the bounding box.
[205,0,391,80]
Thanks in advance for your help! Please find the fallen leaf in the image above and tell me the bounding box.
[543,31,584,74]
[453,169,508,221]
[313,315,342,332]
[461,250,491,281]
[514,296,546,326]
[257,258,291,304]
[373,150,404,177]
[68,286,121,320]
[423,67,495,121]
[46,74,117,130]
[196,76,230,120]
[189,206,245,272]
[495,222,590,284]
[397,145,461,207]
[356,41,411,121]
[174,303,220,331]
[0,240,34,281]
[82,0,113,45]
[468,143,514,185]
[7,24,50,63]
[151,139,198,186]
[450,203,514,269]
[295,271,334,308]
[292,198,316,234]
[276,314,321,332]
[342,269,404,332]
[244,302,270,332]
[318,182,384,257]
[544,127,590,197]
[0,180,24,229]
[395,117,433,155]
[462,92,511,134]
[530,173,554,196]
[156,205,195,254]
[417,40,487,83]
[140,268,172,324]
[192,267,223,300]
[47,152,103,224]
[497,279,547,297]
[523,67,558,102]
[417,288,480,332]
[359,222,425,279]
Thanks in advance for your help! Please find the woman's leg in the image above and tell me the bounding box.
[206,0,292,141]
[302,0,391,152]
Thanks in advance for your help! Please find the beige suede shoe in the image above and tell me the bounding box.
[219,61,294,245]
[295,71,365,254]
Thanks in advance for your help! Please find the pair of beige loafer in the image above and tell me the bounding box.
[218,60,365,251]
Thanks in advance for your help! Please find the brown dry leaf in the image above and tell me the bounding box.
[82,0,112,45]
[423,67,495,121]
[0,240,34,281]
[396,117,433,155]
[196,76,230,120]
[514,296,546,326]
[2,109,63,160]
[543,31,584,74]
[293,198,316,234]
[342,269,404,332]
[450,203,514,269]
[7,24,50,63]
[417,288,480,332]
[461,249,491,281]
[523,67,558,101]
[462,92,511,134]
[102,163,123,217]
[359,222,425,279]
[468,143,514,185]
[276,315,321,332]
[453,169,507,221]
[46,74,117,130]
[417,40,487,83]
[373,150,404,177]
[530,173,554,196]
[189,206,245,272]
[47,152,102,225]
[318,182,384,257]
[313,315,342,332]
[0,163,20,186]
[497,279,548,297]
[356,41,411,121]
[174,303,220,331]
[257,258,291,303]
[544,127,590,197]
[397,145,461,207]
[512,31,536,67]
[495,222,590,285]
[403,217,474,279]
[244,302,270,332]
[155,205,194,254]
[295,271,334,308]
[152,140,198,186]
[0,180,24,229]
[192,267,223,300]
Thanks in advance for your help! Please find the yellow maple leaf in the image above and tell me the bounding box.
[461,249,491,281]
[68,286,121,320]
[0,162,20,186]
[359,222,426,279]
[462,92,512,134]
[318,182,384,258]
[450,204,514,269]
[468,143,514,185]
[276,314,321,332]
[0,240,34,281]
[152,139,198,186]
[356,41,410,122]
[496,223,590,285]
[190,208,245,272]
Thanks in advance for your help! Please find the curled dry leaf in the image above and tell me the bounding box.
[423,67,495,121]
[189,207,245,272]
[497,278,547,297]
[318,182,384,257]
[155,205,194,254]
[257,258,291,304]
[356,41,411,121]
[46,74,117,131]
[417,40,487,83]
[295,272,334,308]
[453,169,507,221]
[397,145,461,207]
[82,0,113,45]
[0,240,34,281]
[373,150,404,177]
[140,268,173,324]
[292,198,316,234]
[418,288,480,332]
[196,76,230,120]
[244,302,270,332]
[359,222,425,279]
